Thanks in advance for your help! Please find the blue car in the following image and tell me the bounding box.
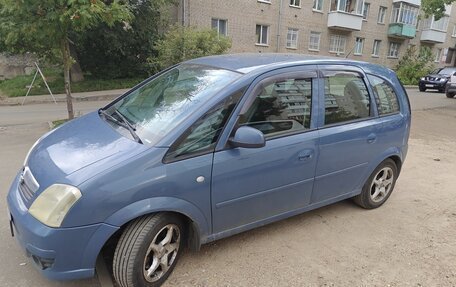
[7,54,411,287]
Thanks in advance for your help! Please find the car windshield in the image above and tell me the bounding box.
[105,64,241,145]
[437,67,456,75]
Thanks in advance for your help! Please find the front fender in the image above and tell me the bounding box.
[104,197,211,243]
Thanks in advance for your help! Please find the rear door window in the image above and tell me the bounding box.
[323,71,371,125]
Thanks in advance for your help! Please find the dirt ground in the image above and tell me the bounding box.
[164,101,456,287]
[0,91,455,287]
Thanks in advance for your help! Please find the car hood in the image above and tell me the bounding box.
[427,74,449,78]
[27,111,150,187]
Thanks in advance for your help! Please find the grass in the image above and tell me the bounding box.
[0,68,143,97]
[51,119,68,128]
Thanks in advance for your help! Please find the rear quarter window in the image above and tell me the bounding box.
[367,74,400,115]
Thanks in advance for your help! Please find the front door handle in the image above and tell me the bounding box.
[367,133,377,144]
[298,149,314,161]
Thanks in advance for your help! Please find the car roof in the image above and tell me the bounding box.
[184,53,378,74]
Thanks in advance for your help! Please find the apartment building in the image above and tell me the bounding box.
[175,0,456,69]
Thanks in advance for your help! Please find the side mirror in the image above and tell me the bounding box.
[229,126,265,148]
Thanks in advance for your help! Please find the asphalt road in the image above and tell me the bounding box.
[0,88,455,287]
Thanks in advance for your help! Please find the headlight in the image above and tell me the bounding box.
[420,77,425,81]
[28,184,82,228]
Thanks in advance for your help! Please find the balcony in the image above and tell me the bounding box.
[392,0,421,6]
[420,29,446,43]
[327,11,363,31]
[388,23,417,39]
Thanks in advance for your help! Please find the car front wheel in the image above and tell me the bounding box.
[446,92,455,98]
[354,159,398,209]
[113,213,184,287]
[419,86,426,92]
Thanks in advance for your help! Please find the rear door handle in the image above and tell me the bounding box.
[298,149,314,161]
[367,133,377,144]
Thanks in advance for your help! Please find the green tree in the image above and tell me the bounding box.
[395,46,435,85]
[152,25,232,70]
[75,0,169,79]
[0,0,131,119]
[422,0,454,20]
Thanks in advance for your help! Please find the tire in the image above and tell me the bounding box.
[446,92,455,98]
[438,88,445,93]
[419,86,426,92]
[113,213,184,287]
[353,159,398,209]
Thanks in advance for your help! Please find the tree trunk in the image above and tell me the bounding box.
[69,43,84,83]
[62,38,74,120]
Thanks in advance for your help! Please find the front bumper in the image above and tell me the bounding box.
[419,80,447,90]
[6,171,119,280]
[446,82,456,93]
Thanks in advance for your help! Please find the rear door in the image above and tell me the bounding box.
[211,66,320,234]
[311,66,384,203]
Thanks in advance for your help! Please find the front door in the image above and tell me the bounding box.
[211,68,319,234]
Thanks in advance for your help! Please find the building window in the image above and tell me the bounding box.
[308,31,321,51]
[391,2,418,26]
[377,6,387,24]
[372,40,381,56]
[388,42,400,58]
[354,37,364,55]
[256,24,269,45]
[313,0,324,11]
[330,0,365,15]
[362,3,370,20]
[329,35,346,54]
[211,18,227,36]
[286,28,299,49]
[290,0,301,7]
[435,48,442,62]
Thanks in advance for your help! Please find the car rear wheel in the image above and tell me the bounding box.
[113,213,184,287]
[353,159,398,209]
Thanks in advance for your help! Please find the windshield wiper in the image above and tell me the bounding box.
[99,109,143,144]
[113,110,143,144]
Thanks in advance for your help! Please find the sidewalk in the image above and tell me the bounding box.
[0,89,129,106]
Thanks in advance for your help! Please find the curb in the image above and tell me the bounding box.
[0,90,128,106]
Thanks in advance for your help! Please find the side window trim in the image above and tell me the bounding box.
[214,65,319,152]
[239,70,318,115]
[237,72,317,140]
[317,66,377,128]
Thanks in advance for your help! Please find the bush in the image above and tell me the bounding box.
[151,25,232,70]
[74,0,169,79]
[395,46,435,85]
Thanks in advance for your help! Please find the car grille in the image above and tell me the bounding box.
[18,166,39,203]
